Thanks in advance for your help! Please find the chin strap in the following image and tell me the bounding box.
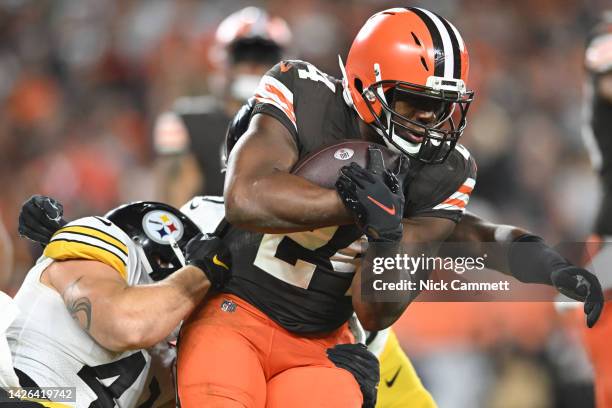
[135,244,154,275]
[167,235,186,267]
[338,55,358,114]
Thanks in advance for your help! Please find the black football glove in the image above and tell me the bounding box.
[552,266,604,328]
[18,195,67,246]
[185,233,231,291]
[327,343,380,408]
[336,146,405,242]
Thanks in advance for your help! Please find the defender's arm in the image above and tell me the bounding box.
[43,260,209,352]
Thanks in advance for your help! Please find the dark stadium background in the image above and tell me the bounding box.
[0,1,609,407]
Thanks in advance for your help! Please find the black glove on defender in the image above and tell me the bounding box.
[18,195,67,245]
[185,233,232,291]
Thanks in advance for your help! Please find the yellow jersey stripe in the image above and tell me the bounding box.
[52,225,128,255]
[44,239,127,280]
[23,399,74,408]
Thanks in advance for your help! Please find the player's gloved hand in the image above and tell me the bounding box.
[185,233,231,290]
[327,343,380,408]
[552,266,604,328]
[336,146,405,242]
[18,195,67,246]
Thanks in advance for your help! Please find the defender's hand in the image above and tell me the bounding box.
[552,266,604,328]
[327,343,380,408]
[336,146,405,242]
[18,195,67,245]
[185,233,231,290]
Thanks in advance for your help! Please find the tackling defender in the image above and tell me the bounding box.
[15,195,380,408]
[6,198,231,407]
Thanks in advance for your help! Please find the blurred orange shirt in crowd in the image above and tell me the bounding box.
[394,302,557,354]
[8,74,60,126]
[565,298,612,408]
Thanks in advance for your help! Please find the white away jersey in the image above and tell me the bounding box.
[7,216,169,407]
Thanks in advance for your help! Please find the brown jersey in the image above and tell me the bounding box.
[223,60,477,333]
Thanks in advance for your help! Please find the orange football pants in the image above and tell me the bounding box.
[177,294,362,408]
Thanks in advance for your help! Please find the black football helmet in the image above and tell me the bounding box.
[105,201,201,281]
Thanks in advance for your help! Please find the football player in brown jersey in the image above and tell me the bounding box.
[179,7,603,408]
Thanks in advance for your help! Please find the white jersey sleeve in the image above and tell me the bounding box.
[43,216,145,286]
[180,196,226,234]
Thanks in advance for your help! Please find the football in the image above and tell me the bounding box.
[291,140,401,189]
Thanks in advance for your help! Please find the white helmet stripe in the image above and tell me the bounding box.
[447,19,466,52]
[416,7,456,79]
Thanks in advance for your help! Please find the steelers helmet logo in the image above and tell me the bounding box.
[142,210,185,244]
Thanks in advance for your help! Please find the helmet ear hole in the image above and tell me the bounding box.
[354,78,363,94]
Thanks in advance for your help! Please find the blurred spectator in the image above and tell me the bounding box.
[153,6,291,206]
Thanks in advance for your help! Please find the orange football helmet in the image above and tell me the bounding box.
[341,7,474,163]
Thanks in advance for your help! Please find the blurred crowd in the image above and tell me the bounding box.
[0,0,609,407]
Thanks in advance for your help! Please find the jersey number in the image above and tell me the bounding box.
[77,351,157,408]
[254,226,360,292]
[297,63,336,92]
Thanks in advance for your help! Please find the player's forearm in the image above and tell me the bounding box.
[99,266,210,351]
[351,244,415,331]
[448,212,562,284]
[352,278,412,331]
[352,218,455,330]
[225,172,352,233]
[352,291,410,331]
[445,212,521,273]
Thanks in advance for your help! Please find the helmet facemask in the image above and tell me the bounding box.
[364,76,473,164]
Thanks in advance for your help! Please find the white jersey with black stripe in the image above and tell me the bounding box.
[6,216,168,408]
